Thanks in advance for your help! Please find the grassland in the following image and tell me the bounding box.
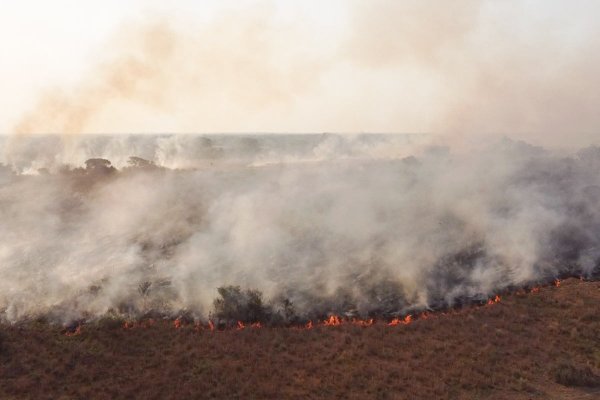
[1,278,600,399]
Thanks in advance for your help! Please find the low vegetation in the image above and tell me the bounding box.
[553,362,600,387]
[0,279,599,399]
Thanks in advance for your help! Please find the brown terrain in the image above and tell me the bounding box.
[1,278,600,399]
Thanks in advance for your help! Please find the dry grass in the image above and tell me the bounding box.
[1,278,600,399]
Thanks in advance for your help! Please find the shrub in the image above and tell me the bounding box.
[96,315,126,330]
[553,362,600,387]
[212,286,272,324]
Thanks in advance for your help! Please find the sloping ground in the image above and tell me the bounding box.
[1,278,600,399]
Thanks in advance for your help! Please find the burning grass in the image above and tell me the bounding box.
[1,278,600,399]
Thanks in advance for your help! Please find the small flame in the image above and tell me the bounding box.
[352,318,374,327]
[115,279,562,334]
[64,324,82,336]
[324,315,342,326]
[388,315,412,326]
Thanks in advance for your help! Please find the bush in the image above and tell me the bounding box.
[96,314,126,330]
[553,362,600,387]
[212,286,272,323]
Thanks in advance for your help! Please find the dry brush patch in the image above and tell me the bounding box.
[0,279,599,399]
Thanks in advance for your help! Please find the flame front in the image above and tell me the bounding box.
[324,315,342,326]
[388,315,412,326]
[101,277,570,335]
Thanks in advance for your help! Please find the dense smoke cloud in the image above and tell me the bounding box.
[2,2,600,323]
[1,134,599,322]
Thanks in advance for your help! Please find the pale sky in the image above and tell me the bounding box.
[0,1,347,132]
[1,1,599,145]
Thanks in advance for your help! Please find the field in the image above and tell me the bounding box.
[1,278,599,399]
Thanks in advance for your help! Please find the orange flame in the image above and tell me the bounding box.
[324,315,342,326]
[388,315,412,326]
[116,278,567,334]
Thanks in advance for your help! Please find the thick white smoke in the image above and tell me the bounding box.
[1,134,599,323]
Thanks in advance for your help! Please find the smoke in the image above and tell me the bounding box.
[10,7,326,136]
[8,1,600,147]
[344,0,600,147]
[0,134,599,322]
[2,2,600,322]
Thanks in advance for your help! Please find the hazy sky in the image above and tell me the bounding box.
[1,0,599,146]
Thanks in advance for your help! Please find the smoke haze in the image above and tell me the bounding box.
[1,134,600,322]
[1,2,600,323]
[6,1,600,147]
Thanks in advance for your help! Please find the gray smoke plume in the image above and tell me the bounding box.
[1,134,599,323]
